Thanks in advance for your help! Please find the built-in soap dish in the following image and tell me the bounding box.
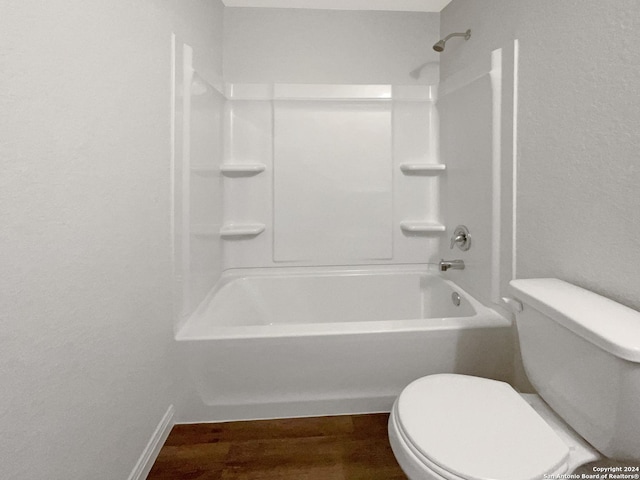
[400,221,446,234]
[220,164,266,177]
[219,223,265,239]
[399,163,446,175]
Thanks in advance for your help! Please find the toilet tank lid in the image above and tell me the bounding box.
[509,278,640,363]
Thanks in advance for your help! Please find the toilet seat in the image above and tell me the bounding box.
[390,406,471,480]
[393,374,570,480]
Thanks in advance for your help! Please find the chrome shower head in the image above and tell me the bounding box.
[433,29,471,52]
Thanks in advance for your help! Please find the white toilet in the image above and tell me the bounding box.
[389,278,640,479]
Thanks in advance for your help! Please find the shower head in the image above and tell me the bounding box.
[433,29,471,52]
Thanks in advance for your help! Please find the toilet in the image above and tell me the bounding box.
[389,278,640,479]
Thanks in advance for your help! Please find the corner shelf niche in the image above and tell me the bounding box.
[399,163,446,175]
[220,163,266,177]
[400,222,446,234]
[219,223,265,239]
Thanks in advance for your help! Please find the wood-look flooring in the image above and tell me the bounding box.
[148,413,407,480]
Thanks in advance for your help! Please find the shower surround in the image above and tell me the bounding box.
[173,7,517,423]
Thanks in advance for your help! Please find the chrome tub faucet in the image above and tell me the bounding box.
[439,259,465,272]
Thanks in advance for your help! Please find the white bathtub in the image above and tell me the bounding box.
[177,266,513,419]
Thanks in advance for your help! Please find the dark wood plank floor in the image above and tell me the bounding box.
[148,413,407,480]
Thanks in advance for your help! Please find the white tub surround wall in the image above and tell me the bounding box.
[438,43,517,316]
[173,44,225,326]
[0,1,223,479]
[441,0,640,311]
[436,40,525,389]
[214,8,448,268]
[178,267,513,422]
[218,84,443,268]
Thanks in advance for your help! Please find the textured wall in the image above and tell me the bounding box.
[441,0,640,310]
[0,1,223,479]
[224,7,440,84]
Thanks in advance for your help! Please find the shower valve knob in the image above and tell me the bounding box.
[450,225,471,251]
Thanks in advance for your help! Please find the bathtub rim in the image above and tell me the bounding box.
[176,264,511,341]
[177,314,512,341]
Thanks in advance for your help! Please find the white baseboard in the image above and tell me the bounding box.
[127,404,175,480]
[179,396,396,424]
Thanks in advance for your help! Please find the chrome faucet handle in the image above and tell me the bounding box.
[450,233,466,249]
[450,225,471,251]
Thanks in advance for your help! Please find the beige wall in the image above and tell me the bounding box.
[442,0,640,310]
[0,1,223,478]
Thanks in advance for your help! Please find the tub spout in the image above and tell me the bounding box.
[439,259,465,272]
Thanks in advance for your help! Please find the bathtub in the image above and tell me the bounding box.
[177,266,513,419]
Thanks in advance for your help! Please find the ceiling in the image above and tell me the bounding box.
[221,0,452,13]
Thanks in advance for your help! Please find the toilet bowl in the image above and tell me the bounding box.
[388,374,600,480]
[389,279,640,479]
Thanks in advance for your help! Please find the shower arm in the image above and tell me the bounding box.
[442,30,471,43]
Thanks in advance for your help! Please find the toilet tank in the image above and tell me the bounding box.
[509,278,640,461]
